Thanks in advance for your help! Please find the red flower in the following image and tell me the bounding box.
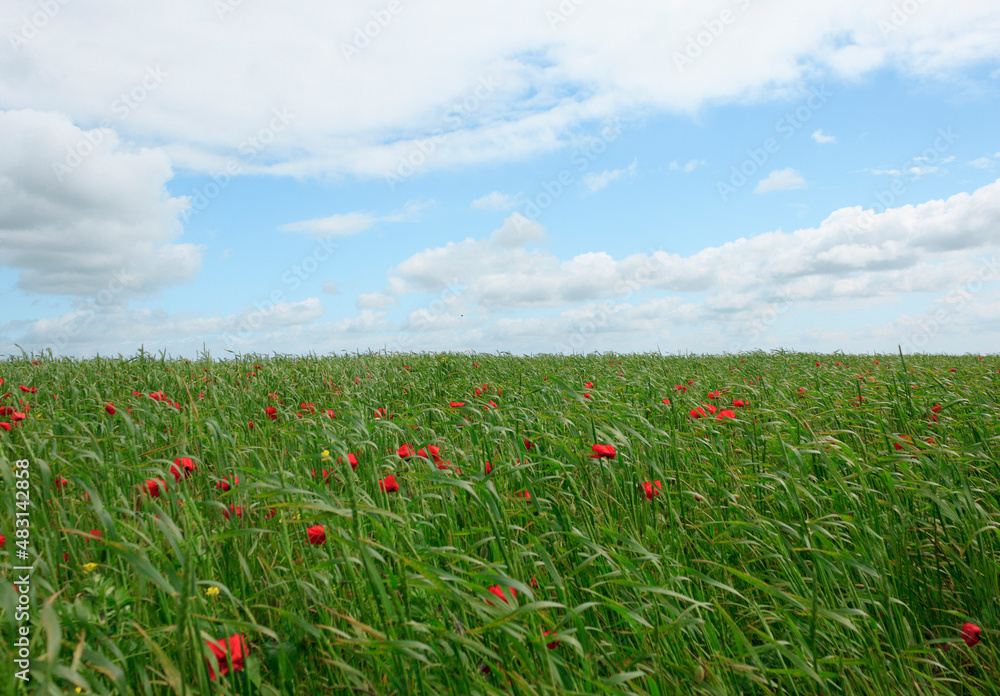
[485,462,492,474]
[307,525,326,545]
[171,457,196,482]
[524,439,533,450]
[962,622,982,647]
[706,390,720,399]
[247,421,254,429]
[88,529,102,541]
[105,403,116,415]
[732,399,746,408]
[642,480,662,499]
[661,398,670,405]
[703,403,717,415]
[19,385,37,394]
[217,475,238,491]
[417,445,442,463]
[264,406,278,420]
[374,407,387,418]
[300,402,316,414]
[675,384,687,392]
[0,423,10,432]
[148,390,165,401]
[380,474,400,493]
[590,444,616,459]
[584,381,594,388]
[485,400,498,409]
[223,504,243,520]
[543,630,560,649]
[517,490,531,499]
[145,479,165,498]
[206,633,248,681]
[689,407,706,419]
[11,411,26,422]
[324,409,337,418]
[486,585,516,606]
[931,403,942,413]
[341,453,359,470]
[398,443,416,458]
[55,477,68,490]
[893,435,913,450]
[449,401,466,408]
[0,534,5,547]
[583,393,591,399]
[716,410,736,420]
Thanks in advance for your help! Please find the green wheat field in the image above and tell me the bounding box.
[0,350,997,695]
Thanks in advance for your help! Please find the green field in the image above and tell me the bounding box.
[1,351,997,695]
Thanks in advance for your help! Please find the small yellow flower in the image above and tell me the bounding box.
[82,563,98,573]
[321,449,332,462]
[205,586,220,597]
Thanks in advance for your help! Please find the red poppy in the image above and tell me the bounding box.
[797,388,806,398]
[341,453,359,470]
[449,401,466,408]
[19,385,37,394]
[0,423,10,432]
[417,445,442,463]
[707,390,720,399]
[11,411,26,422]
[703,404,717,415]
[732,399,746,408]
[931,403,943,413]
[88,529,102,541]
[517,490,531,499]
[148,390,165,401]
[380,474,399,493]
[300,402,316,414]
[55,477,68,490]
[642,480,662,499]
[145,479,165,498]
[485,462,492,474]
[716,410,736,420]
[524,439,533,450]
[583,393,591,399]
[206,633,248,680]
[0,534,5,547]
[962,622,982,647]
[105,403,116,415]
[217,475,238,491]
[661,398,670,405]
[689,407,706,419]
[893,435,913,450]
[543,630,560,649]
[264,508,276,520]
[398,443,416,458]
[485,401,498,409]
[590,444,616,459]
[264,406,278,420]
[223,504,243,520]
[374,407,387,418]
[324,409,336,418]
[584,381,594,388]
[248,421,254,429]
[675,384,687,393]
[486,585,516,606]
[307,525,326,545]
[171,457,196,482]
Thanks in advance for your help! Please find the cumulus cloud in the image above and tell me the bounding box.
[0,109,200,299]
[812,129,836,144]
[2,1,998,178]
[755,168,807,193]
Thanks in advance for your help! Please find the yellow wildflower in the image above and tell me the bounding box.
[321,449,332,462]
[205,586,220,597]
[82,563,98,573]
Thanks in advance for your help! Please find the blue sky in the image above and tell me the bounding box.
[2,0,999,358]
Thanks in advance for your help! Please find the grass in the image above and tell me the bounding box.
[0,349,998,695]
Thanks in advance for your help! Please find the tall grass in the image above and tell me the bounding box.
[0,350,997,694]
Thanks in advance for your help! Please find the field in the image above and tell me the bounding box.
[0,351,998,695]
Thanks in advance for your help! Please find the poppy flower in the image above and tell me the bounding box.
[264,406,278,420]
[217,476,238,491]
[485,462,492,474]
[642,480,662,499]
[88,529,102,541]
[264,508,276,520]
[584,381,594,388]
[703,404,717,415]
[340,453,359,470]
[675,384,687,392]
[0,534,5,547]
[11,412,26,422]
[380,474,399,493]
[398,443,416,458]
[689,407,706,419]
[523,439,533,450]
[486,585,517,605]
[797,388,806,397]
[661,398,671,405]
[583,393,591,399]
[145,479,165,498]
[893,435,913,450]
[374,407,387,418]
[307,525,326,545]
[707,390,720,399]
[0,423,10,432]
[171,457,196,482]
[543,630,560,649]
[716,410,736,420]
[324,409,336,418]
[105,403,116,415]
[931,403,943,413]
[300,402,316,414]
[590,444,616,459]
[223,504,243,520]
[517,490,531,499]
[962,622,982,647]
[485,400,498,410]
[732,399,746,408]
[248,421,254,429]
[449,401,466,408]
[19,385,37,394]
[206,633,248,680]
[55,477,68,490]
[148,390,165,401]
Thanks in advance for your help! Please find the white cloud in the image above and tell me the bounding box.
[669,159,705,172]
[755,168,807,194]
[278,200,428,238]
[472,191,521,210]
[0,109,200,299]
[583,158,637,193]
[970,157,993,168]
[356,292,398,310]
[812,129,836,144]
[3,1,997,178]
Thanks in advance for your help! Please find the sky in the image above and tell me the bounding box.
[1,0,999,359]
